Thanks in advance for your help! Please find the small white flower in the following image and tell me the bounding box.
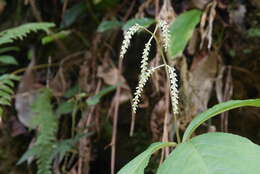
[159,20,170,52]
[167,65,179,114]
[120,24,140,59]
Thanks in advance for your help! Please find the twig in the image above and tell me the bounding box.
[111,58,123,174]
[28,0,43,22]
[62,0,69,19]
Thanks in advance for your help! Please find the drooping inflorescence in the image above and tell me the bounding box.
[121,22,179,115]
[167,65,179,114]
[159,20,170,52]
[132,36,154,114]
[140,37,152,74]
[132,69,154,114]
[120,24,140,59]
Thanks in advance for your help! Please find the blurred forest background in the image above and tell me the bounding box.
[0,0,259,174]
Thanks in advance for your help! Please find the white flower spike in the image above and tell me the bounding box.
[159,20,170,52]
[132,69,154,114]
[140,38,152,74]
[167,65,179,114]
[120,24,140,59]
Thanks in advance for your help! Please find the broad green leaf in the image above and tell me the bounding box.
[157,133,260,174]
[0,55,18,65]
[41,30,71,45]
[168,10,202,58]
[183,99,260,142]
[123,18,155,30]
[118,142,176,174]
[86,85,116,105]
[97,20,123,32]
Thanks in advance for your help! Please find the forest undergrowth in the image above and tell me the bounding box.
[0,0,259,174]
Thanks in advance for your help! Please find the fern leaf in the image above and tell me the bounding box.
[0,74,20,109]
[0,22,55,45]
[31,88,58,174]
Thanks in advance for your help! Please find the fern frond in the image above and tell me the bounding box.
[0,22,55,45]
[31,88,58,174]
[0,74,20,116]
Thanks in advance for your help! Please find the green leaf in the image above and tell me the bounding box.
[0,46,20,54]
[182,99,260,142]
[123,18,155,30]
[93,0,103,4]
[247,28,260,37]
[168,9,202,58]
[41,30,71,45]
[97,20,123,32]
[0,22,55,45]
[0,98,11,106]
[53,133,91,162]
[8,74,20,81]
[60,2,87,28]
[2,79,14,87]
[0,84,13,94]
[0,90,11,100]
[64,85,81,98]
[86,85,116,105]
[0,107,3,117]
[0,55,18,65]
[17,145,41,165]
[56,100,76,116]
[157,133,260,174]
[118,142,176,174]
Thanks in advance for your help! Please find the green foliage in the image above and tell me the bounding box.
[0,55,18,65]
[18,88,91,174]
[0,46,20,54]
[0,22,55,45]
[97,20,123,32]
[157,133,260,174]
[168,10,202,58]
[247,28,260,37]
[118,99,260,174]
[60,2,86,28]
[18,88,59,174]
[56,100,76,116]
[123,18,156,30]
[117,142,176,174]
[86,85,117,105]
[0,22,55,117]
[18,133,89,165]
[31,88,58,174]
[0,74,20,116]
[182,99,260,142]
[41,30,71,45]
